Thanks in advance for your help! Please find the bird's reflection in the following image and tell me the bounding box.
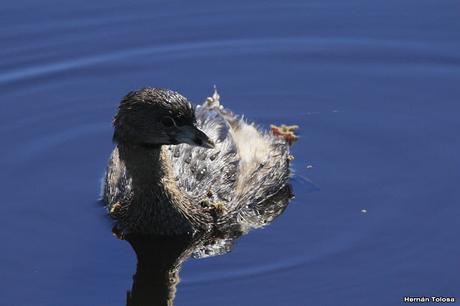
[119,184,293,306]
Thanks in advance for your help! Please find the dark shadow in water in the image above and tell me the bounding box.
[122,184,294,306]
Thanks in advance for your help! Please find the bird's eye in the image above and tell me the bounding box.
[161,116,176,127]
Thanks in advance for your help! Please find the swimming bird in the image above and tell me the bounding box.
[103,87,295,236]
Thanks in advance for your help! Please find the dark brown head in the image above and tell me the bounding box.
[113,88,214,148]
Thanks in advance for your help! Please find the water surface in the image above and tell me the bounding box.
[1,0,460,305]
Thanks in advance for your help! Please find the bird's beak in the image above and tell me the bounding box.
[175,125,215,149]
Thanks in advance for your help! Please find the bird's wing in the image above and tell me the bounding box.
[170,91,291,222]
[103,147,133,208]
[168,103,240,209]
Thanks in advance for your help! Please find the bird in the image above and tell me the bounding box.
[102,87,296,236]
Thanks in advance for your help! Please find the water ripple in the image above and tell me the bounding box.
[1,37,458,88]
[183,256,308,286]
[183,230,370,286]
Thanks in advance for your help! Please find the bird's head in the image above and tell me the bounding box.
[113,88,214,148]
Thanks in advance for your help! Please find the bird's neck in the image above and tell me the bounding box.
[118,143,165,187]
[117,143,194,235]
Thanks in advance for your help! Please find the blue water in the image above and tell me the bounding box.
[1,0,460,305]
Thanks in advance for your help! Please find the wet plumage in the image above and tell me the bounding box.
[103,88,293,235]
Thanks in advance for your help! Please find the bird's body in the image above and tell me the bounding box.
[103,88,293,235]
